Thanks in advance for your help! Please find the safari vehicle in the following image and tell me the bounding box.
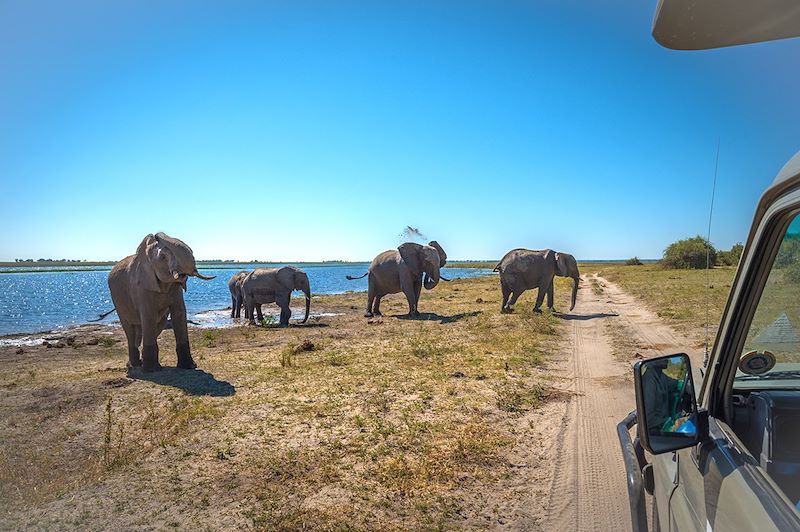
[618,1,800,531]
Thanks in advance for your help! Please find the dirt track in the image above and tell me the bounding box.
[541,274,700,531]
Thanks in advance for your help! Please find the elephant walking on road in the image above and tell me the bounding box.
[108,232,215,372]
[240,266,311,326]
[494,248,579,313]
[347,241,447,318]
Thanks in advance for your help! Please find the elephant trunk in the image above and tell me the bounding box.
[570,277,579,311]
[192,269,216,281]
[423,269,440,290]
[302,290,311,324]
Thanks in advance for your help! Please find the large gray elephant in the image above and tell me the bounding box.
[240,266,311,326]
[228,270,249,319]
[493,248,579,313]
[347,241,447,317]
[108,232,215,372]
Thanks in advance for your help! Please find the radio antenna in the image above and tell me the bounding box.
[703,138,721,369]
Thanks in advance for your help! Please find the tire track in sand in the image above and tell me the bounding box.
[542,273,696,531]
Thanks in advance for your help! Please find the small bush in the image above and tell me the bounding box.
[279,344,295,368]
[662,236,716,269]
[625,257,643,266]
[717,243,744,266]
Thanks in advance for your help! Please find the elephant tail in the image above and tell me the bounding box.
[346,272,368,280]
[88,307,117,322]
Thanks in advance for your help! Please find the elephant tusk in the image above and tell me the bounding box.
[172,271,181,280]
[192,270,216,281]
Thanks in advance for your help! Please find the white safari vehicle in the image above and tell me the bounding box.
[619,1,800,530]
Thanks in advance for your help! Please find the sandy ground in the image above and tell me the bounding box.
[0,273,701,530]
[539,273,699,531]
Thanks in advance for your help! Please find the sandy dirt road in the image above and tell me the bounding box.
[541,274,700,531]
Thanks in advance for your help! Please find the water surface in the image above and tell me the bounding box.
[0,263,492,335]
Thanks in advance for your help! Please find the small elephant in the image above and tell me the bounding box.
[347,241,447,317]
[108,232,215,372]
[240,266,311,326]
[494,248,579,313]
[228,271,249,319]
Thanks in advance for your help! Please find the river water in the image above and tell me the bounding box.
[0,263,493,335]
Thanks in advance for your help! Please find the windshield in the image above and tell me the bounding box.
[737,214,800,385]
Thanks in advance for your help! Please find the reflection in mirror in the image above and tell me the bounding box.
[637,354,698,454]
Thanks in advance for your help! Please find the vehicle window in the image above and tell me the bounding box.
[738,213,800,386]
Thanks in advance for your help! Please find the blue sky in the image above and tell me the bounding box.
[2,1,799,261]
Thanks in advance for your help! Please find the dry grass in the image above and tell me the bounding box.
[0,275,573,530]
[582,263,735,345]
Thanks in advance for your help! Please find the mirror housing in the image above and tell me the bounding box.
[634,353,708,454]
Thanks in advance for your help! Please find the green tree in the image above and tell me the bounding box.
[717,242,744,266]
[662,236,716,269]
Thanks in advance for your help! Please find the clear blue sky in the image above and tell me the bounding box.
[2,1,799,261]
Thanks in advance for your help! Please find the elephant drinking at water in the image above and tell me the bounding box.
[108,232,216,372]
[240,266,311,326]
[494,248,579,313]
[347,241,447,317]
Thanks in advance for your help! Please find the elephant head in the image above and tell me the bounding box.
[554,251,580,311]
[135,232,215,293]
[277,266,311,323]
[398,241,446,290]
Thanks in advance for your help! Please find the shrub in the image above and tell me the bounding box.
[717,243,744,266]
[625,256,643,266]
[662,236,716,269]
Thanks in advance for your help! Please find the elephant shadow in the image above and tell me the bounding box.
[127,367,236,397]
[395,311,483,324]
[556,312,618,321]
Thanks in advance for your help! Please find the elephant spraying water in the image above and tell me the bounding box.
[107,232,216,372]
[494,248,579,313]
[348,241,447,317]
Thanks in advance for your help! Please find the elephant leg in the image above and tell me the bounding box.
[546,280,554,311]
[121,321,141,367]
[413,276,422,312]
[533,285,547,312]
[245,296,256,325]
[401,280,418,316]
[171,300,196,369]
[365,283,376,318]
[140,316,162,373]
[373,295,383,316]
[255,304,264,323]
[500,280,511,312]
[276,294,291,326]
[505,289,524,313]
[230,295,236,318]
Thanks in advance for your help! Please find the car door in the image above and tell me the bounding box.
[668,173,800,531]
[671,419,793,531]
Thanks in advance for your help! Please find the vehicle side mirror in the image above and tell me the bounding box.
[634,353,708,454]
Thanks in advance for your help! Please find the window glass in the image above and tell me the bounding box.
[738,214,800,385]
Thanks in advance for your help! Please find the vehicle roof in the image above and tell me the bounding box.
[652,0,800,50]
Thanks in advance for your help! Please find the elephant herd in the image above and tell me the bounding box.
[104,233,579,372]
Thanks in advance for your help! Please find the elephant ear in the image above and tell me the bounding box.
[428,241,447,268]
[554,252,569,277]
[398,242,424,276]
[275,266,296,292]
[134,234,162,292]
